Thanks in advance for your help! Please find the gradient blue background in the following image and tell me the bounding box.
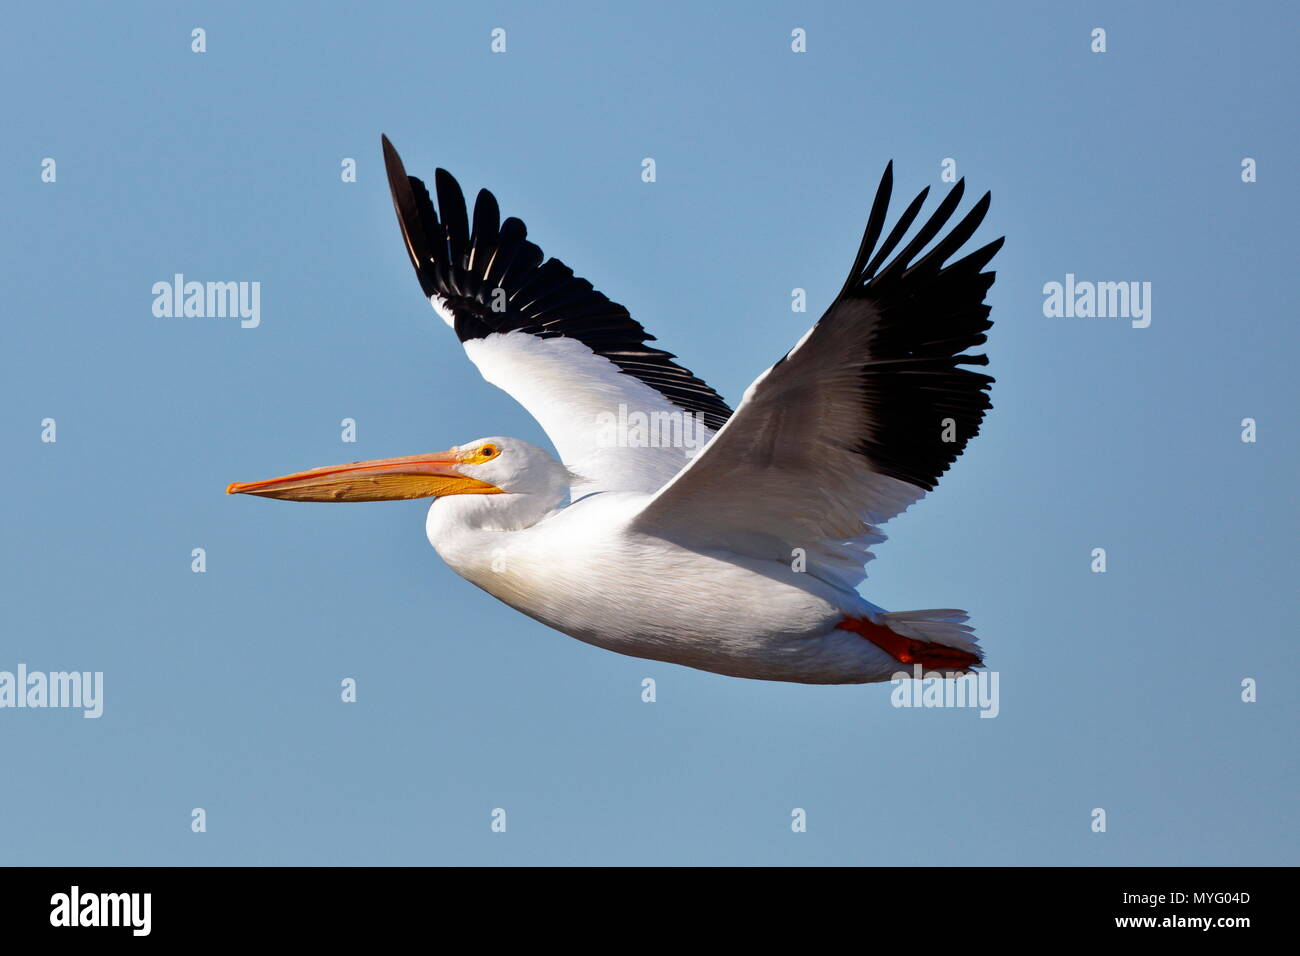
[3,1,1295,865]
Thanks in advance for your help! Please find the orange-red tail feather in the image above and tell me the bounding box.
[838,616,983,671]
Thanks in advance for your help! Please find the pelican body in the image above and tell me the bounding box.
[229,136,1004,685]
[431,481,884,683]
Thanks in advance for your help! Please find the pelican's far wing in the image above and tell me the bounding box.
[382,135,731,496]
[630,164,1003,590]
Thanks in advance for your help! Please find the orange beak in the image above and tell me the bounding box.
[226,450,502,502]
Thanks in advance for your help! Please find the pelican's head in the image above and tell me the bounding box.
[227,436,570,506]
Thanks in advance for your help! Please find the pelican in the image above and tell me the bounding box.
[228,135,1003,684]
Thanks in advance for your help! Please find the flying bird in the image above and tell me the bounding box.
[228,135,1003,684]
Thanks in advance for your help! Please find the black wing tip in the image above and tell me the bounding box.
[381,144,735,429]
[832,166,1003,491]
[840,165,1001,297]
[380,134,405,181]
[381,135,402,182]
[876,162,895,203]
[382,133,442,298]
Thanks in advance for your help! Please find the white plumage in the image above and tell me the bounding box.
[228,136,1004,684]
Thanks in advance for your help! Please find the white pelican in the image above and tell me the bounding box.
[229,135,1003,684]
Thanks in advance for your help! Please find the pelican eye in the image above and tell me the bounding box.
[480,445,498,459]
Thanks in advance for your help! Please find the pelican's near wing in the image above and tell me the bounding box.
[381,136,731,496]
[631,165,1004,591]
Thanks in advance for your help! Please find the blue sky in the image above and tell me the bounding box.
[2,0,1295,865]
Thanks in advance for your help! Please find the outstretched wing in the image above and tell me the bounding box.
[630,164,1003,591]
[382,135,731,496]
